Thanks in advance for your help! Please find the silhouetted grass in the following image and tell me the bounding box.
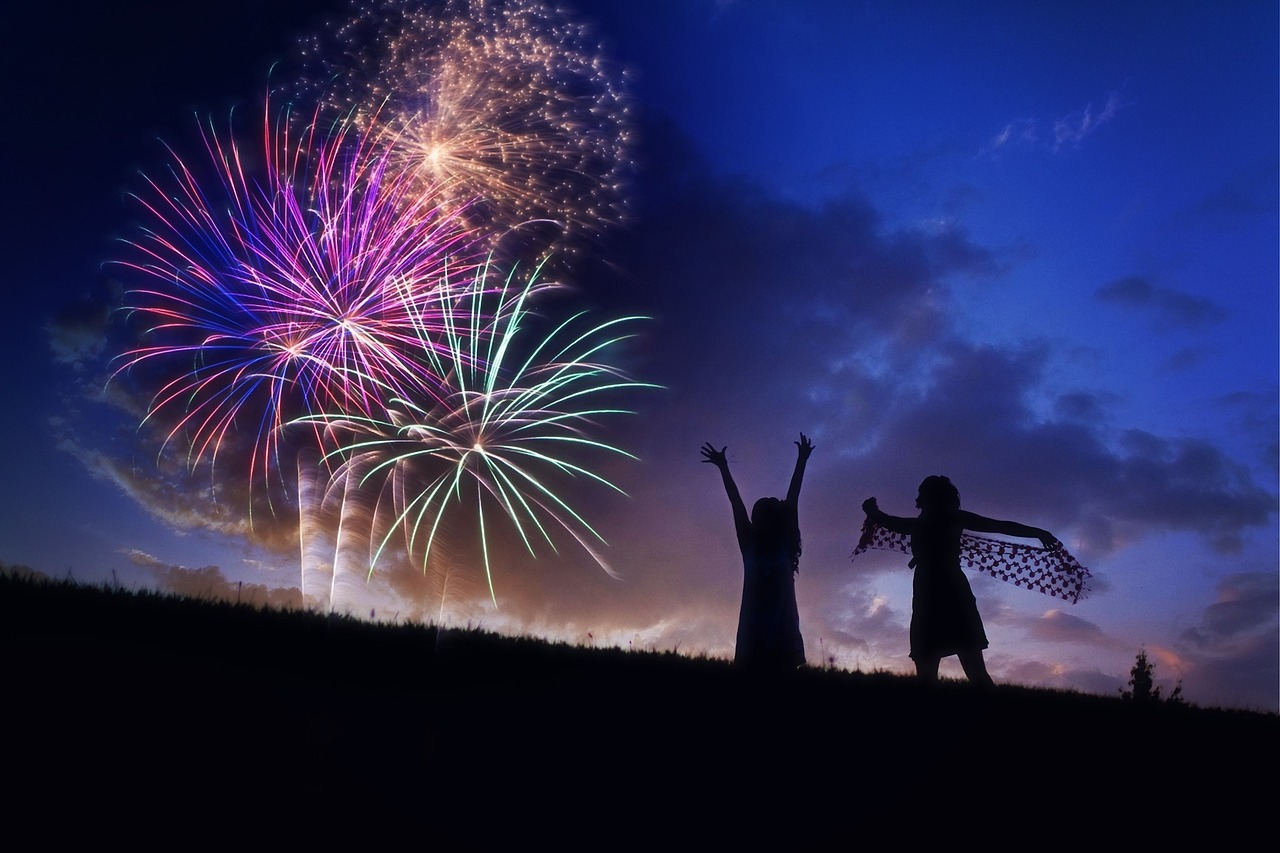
[1,570,1274,844]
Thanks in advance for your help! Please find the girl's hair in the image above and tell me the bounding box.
[918,475,961,512]
[751,497,802,573]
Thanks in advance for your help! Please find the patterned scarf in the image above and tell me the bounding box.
[852,519,1092,604]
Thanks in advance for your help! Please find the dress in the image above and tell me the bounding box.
[733,514,805,671]
[908,517,988,661]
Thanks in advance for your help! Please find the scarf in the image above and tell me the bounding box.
[852,519,1091,604]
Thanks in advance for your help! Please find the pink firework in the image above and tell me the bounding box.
[113,96,486,496]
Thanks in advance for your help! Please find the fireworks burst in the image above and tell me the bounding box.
[107,1,648,610]
[112,98,484,502]
[301,262,656,603]
[294,0,634,255]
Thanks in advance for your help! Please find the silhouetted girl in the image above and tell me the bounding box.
[861,476,1059,687]
[702,434,813,672]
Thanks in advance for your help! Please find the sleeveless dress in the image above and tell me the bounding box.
[734,516,805,671]
[908,517,988,660]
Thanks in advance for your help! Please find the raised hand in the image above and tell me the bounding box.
[700,442,729,468]
[795,432,814,459]
[862,497,879,516]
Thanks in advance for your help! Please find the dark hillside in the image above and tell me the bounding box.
[2,573,1274,845]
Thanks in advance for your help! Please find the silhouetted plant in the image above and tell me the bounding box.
[1121,648,1185,705]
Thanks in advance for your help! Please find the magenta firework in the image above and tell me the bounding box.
[113,99,485,495]
[294,0,634,254]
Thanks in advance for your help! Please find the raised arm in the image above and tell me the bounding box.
[861,497,918,536]
[786,433,814,506]
[958,510,1059,548]
[701,442,749,535]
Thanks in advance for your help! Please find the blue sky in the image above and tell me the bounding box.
[5,0,1277,712]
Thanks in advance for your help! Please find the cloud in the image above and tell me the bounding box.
[1094,275,1228,328]
[801,339,1276,559]
[1052,90,1124,151]
[1175,157,1280,231]
[1176,625,1279,712]
[123,549,302,610]
[981,90,1125,157]
[1217,388,1280,473]
[48,312,309,557]
[998,572,1280,712]
[58,434,300,554]
[1053,391,1116,424]
[1181,571,1279,646]
[1,562,52,583]
[1162,346,1213,372]
[46,305,110,370]
[45,280,129,375]
[981,118,1037,156]
[1108,431,1275,553]
[604,118,1007,445]
[1028,608,1106,643]
[999,658,1125,697]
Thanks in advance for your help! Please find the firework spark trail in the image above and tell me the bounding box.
[294,0,634,256]
[300,261,657,603]
[323,449,384,612]
[112,97,486,505]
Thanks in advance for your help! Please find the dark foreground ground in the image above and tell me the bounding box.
[2,574,1275,846]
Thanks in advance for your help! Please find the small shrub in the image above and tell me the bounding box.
[1120,647,1186,705]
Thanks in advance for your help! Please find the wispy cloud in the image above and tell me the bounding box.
[981,118,1037,156]
[982,90,1126,157]
[1053,90,1124,151]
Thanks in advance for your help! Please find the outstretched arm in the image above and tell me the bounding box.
[861,497,918,536]
[958,510,1059,548]
[701,442,749,535]
[786,433,814,506]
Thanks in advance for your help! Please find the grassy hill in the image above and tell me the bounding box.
[1,571,1274,845]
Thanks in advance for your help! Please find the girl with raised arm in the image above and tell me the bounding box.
[701,434,813,672]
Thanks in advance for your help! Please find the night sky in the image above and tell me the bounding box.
[5,0,1277,713]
